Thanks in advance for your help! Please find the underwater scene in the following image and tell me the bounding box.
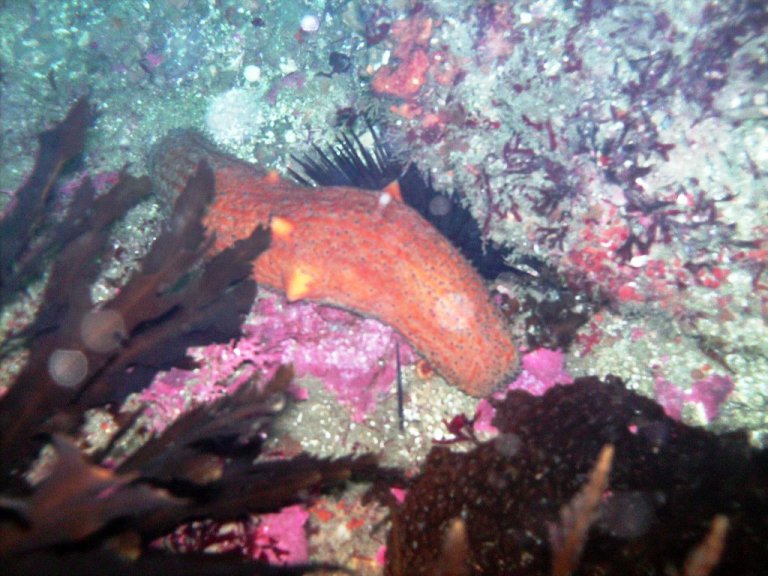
[0,0,767,574]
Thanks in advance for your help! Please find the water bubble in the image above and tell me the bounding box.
[597,491,655,538]
[494,432,522,457]
[243,64,261,83]
[48,349,88,388]
[428,195,451,217]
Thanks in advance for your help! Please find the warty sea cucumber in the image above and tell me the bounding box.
[149,130,517,396]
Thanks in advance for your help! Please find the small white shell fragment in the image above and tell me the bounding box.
[629,254,649,268]
[243,64,261,83]
[300,14,320,32]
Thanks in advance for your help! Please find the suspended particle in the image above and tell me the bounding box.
[48,349,88,388]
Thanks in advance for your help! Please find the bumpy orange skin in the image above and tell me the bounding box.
[151,131,517,396]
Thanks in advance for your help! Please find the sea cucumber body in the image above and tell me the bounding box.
[150,131,517,396]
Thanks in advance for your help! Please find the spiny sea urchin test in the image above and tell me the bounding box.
[149,130,517,396]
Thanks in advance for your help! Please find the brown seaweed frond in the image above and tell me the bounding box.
[0,367,370,575]
[116,366,297,484]
[432,517,470,576]
[71,162,271,408]
[115,364,382,539]
[549,444,614,576]
[0,156,270,483]
[0,97,118,305]
[682,515,729,576]
[0,434,183,557]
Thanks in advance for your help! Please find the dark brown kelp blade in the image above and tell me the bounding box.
[0,102,269,487]
[0,96,98,304]
[116,366,298,483]
[0,367,368,576]
[0,435,182,557]
[71,165,271,410]
[0,170,153,483]
[114,366,382,540]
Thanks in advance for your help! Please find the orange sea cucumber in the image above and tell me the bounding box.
[150,131,517,396]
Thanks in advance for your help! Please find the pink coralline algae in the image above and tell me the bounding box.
[654,374,734,422]
[390,487,408,504]
[502,348,574,397]
[246,295,415,421]
[141,50,164,70]
[480,349,573,438]
[472,398,499,436]
[255,505,310,564]
[376,544,388,566]
[141,293,415,428]
[157,505,309,564]
[139,367,226,432]
[438,350,573,444]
